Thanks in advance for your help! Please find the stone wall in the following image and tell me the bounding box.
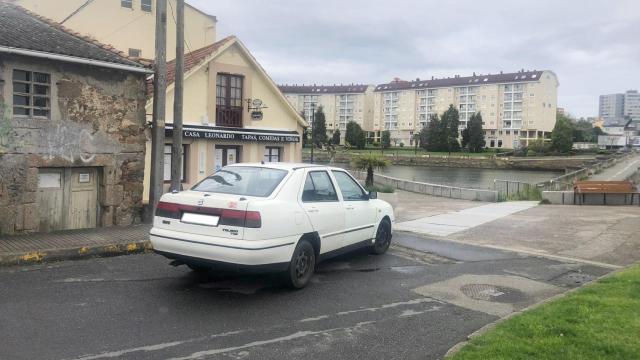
[0,55,147,234]
[352,171,498,202]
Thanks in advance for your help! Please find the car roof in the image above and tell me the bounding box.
[225,162,350,172]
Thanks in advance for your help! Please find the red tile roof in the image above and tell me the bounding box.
[147,36,235,97]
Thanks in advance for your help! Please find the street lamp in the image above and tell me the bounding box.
[310,103,316,164]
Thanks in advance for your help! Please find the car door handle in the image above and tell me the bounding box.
[307,208,319,213]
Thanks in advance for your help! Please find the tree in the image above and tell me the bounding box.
[441,105,460,153]
[424,114,446,151]
[351,154,390,188]
[461,128,470,150]
[356,129,367,149]
[467,112,486,152]
[551,113,574,153]
[345,121,361,146]
[381,130,391,149]
[418,125,429,150]
[312,105,328,146]
[332,129,341,145]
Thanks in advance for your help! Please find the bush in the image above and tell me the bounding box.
[372,142,380,147]
[399,142,405,148]
[365,184,395,193]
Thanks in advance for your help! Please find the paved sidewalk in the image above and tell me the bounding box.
[395,201,538,236]
[0,224,151,266]
[590,154,640,181]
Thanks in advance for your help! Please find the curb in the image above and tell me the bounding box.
[443,263,634,358]
[0,240,153,267]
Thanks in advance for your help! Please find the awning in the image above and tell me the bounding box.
[164,124,300,143]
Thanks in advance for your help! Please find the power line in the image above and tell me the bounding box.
[61,0,94,25]
[167,0,195,61]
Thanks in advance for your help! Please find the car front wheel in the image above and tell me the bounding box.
[371,219,392,255]
[284,239,316,289]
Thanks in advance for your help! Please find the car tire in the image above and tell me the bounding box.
[284,239,316,289]
[371,219,392,255]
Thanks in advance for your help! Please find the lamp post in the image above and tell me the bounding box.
[310,103,316,164]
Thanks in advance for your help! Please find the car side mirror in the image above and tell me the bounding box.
[368,191,377,200]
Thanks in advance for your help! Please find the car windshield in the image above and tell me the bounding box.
[191,166,288,197]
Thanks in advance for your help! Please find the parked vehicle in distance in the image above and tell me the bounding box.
[149,163,394,288]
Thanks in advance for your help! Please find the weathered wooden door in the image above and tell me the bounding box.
[37,168,98,232]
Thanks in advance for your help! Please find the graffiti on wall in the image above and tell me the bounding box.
[44,124,97,163]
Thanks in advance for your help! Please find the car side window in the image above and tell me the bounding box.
[302,171,338,202]
[332,171,367,201]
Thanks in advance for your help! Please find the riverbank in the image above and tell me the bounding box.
[303,149,606,171]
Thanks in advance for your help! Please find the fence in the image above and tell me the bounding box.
[493,179,537,197]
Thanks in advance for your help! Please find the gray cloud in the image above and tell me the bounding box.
[189,0,640,117]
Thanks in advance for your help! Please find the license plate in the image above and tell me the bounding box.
[181,213,220,227]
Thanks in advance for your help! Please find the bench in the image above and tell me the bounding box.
[573,181,639,205]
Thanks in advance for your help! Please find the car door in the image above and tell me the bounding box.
[300,170,345,254]
[331,170,377,246]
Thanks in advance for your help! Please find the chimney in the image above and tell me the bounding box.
[473,72,476,76]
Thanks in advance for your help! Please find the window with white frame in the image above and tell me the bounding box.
[417,88,436,128]
[12,69,50,118]
[264,147,281,163]
[121,0,133,8]
[302,95,318,127]
[502,83,524,129]
[456,86,478,128]
[337,94,355,129]
[141,0,152,12]
[383,92,399,129]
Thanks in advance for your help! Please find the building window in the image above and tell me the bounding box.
[216,73,243,127]
[302,95,319,126]
[141,0,152,12]
[128,48,141,57]
[12,69,50,118]
[164,145,187,182]
[121,0,132,8]
[498,140,503,148]
[490,140,495,147]
[383,92,399,129]
[264,147,281,163]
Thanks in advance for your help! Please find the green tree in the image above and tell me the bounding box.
[424,114,447,151]
[551,113,574,153]
[351,154,390,187]
[419,125,429,150]
[441,105,460,153]
[467,112,486,152]
[381,130,391,149]
[332,129,341,145]
[312,106,328,146]
[461,128,470,150]
[356,129,367,149]
[345,121,361,146]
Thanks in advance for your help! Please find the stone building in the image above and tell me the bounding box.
[0,2,151,234]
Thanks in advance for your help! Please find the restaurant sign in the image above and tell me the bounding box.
[166,126,300,143]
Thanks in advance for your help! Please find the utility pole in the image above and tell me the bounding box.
[147,0,167,222]
[310,104,316,164]
[170,0,184,192]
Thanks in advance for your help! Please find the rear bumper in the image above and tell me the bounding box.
[149,228,298,268]
[154,251,289,273]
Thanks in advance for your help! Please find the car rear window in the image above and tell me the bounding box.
[191,167,288,197]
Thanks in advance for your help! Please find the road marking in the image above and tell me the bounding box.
[396,232,622,270]
[395,201,539,237]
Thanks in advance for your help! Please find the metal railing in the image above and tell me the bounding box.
[493,179,536,196]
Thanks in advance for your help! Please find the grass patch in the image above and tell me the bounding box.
[449,264,640,360]
[506,187,543,201]
[365,184,395,193]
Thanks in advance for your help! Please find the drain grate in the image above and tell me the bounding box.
[460,284,526,303]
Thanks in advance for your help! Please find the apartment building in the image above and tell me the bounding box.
[599,93,626,125]
[624,90,640,123]
[279,84,374,143]
[372,70,559,149]
[15,0,217,60]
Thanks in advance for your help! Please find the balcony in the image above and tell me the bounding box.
[216,106,243,127]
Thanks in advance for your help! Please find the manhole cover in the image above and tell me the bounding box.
[460,284,526,303]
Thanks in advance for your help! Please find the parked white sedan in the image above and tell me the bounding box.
[150,163,394,288]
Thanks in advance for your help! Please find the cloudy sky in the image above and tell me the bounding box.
[190,0,640,118]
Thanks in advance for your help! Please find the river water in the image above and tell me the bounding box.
[380,165,563,190]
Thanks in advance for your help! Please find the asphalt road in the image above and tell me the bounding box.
[0,233,610,360]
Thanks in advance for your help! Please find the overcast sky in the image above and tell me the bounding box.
[190,0,640,118]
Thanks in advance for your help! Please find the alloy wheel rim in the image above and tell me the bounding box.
[295,250,311,279]
[376,226,390,250]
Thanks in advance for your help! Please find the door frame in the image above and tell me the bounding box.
[215,145,242,167]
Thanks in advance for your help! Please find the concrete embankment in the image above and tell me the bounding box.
[305,152,600,171]
[353,171,498,202]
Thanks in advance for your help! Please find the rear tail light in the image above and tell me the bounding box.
[155,201,261,228]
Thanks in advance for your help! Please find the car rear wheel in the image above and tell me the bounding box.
[284,239,316,289]
[371,219,392,255]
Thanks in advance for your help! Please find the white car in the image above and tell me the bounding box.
[150,163,394,288]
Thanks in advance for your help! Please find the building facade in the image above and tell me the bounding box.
[279,84,374,143]
[624,90,640,123]
[15,0,217,60]
[143,36,306,202]
[599,93,626,125]
[372,70,559,149]
[0,2,150,234]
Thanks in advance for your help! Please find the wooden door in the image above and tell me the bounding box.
[38,169,64,232]
[67,168,97,230]
[37,168,98,232]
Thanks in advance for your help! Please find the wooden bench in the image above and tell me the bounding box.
[573,181,639,205]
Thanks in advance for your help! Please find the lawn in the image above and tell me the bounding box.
[449,264,640,360]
